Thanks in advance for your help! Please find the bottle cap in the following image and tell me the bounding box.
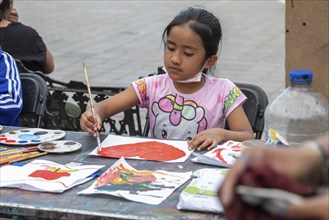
[289,70,313,84]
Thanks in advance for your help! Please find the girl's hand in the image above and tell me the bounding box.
[80,109,102,137]
[187,128,224,151]
[8,8,19,22]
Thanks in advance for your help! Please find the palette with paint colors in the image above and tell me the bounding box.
[38,141,81,153]
[0,128,66,145]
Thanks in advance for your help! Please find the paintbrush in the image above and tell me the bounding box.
[82,61,102,152]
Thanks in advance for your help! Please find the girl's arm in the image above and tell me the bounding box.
[223,105,254,141]
[188,105,254,151]
[97,85,139,120]
[80,85,139,136]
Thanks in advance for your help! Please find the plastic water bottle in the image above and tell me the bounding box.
[264,70,329,146]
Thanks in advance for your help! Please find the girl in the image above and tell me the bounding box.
[80,6,254,151]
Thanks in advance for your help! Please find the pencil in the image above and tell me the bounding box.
[1,152,33,165]
[82,61,102,152]
[0,150,46,165]
[0,147,24,155]
[0,146,39,156]
[8,152,48,164]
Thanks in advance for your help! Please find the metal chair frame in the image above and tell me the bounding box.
[16,59,144,136]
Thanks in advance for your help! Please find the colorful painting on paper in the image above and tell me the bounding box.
[78,157,192,205]
[192,141,241,167]
[0,159,103,193]
[89,134,192,163]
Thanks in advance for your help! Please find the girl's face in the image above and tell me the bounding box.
[164,24,208,82]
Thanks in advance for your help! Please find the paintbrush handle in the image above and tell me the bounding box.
[83,61,102,152]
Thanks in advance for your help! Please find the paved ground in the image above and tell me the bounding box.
[15,0,285,102]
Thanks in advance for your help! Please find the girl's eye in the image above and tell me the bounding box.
[184,52,193,57]
[166,45,175,51]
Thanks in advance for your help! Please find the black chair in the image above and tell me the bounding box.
[19,73,48,128]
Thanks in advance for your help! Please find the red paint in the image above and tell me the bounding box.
[214,148,226,163]
[98,141,186,162]
[29,170,70,180]
[214,145,241,164]
[5,140,16,143]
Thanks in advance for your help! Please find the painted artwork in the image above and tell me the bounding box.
[0,159,104,193]
[177,168,227,213]
[79,157,192,205]
[89,134,193,163]
[0,128,66,145]
[192,141,242,167]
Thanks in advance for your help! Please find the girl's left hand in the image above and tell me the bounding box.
[187,128,224,151]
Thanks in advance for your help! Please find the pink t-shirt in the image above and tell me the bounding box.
[132,74,247,140]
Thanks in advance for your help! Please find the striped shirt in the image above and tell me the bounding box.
[0,47,23,126]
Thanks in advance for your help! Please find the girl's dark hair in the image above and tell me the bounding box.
[162,6,222,60]
[0,0,10,21]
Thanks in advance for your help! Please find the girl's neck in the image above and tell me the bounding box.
[173,75,206,94]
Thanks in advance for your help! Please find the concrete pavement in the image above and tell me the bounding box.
[15,0,285,102]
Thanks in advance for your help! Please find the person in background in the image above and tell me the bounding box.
[80,6,254,150]
[0,0,54,74]
[0,46,23,126]
[219,134,329,220]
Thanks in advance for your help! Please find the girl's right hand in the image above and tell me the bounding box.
[80,109,102,136]
[8,8,19,22]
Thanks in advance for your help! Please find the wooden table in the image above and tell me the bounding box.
[0,126,224,220]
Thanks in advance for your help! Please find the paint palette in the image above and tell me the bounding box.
[38,141,81,153]
[0,128,66,145]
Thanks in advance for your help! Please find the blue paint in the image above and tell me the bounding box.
[31,139,41,143]
[18,134,40,141]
